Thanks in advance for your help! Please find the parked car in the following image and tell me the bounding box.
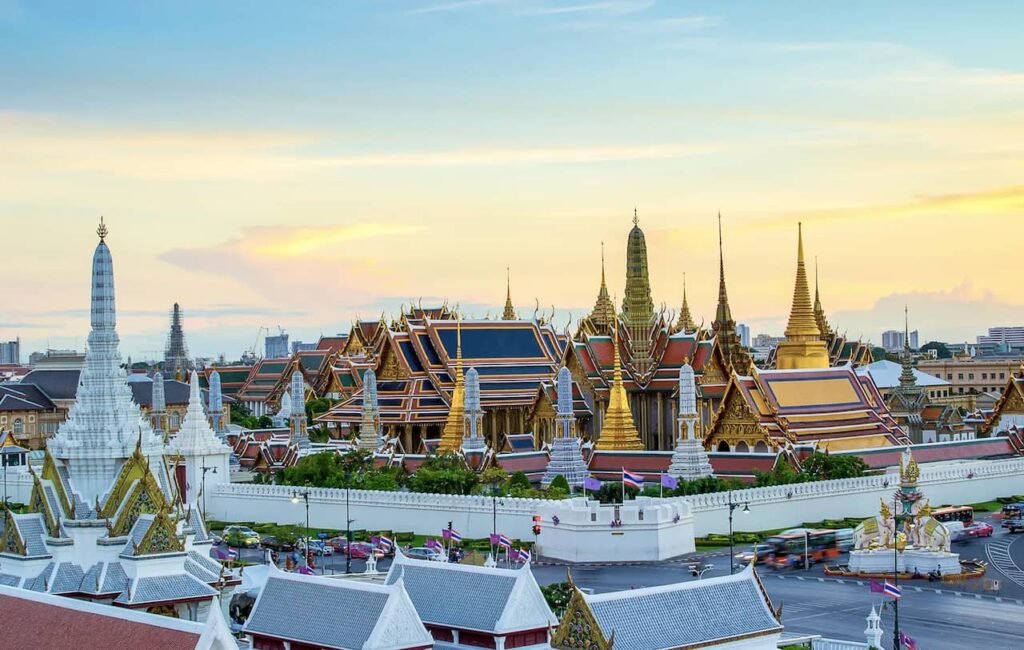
[405,547,444,562]
[960,522,994,539]
[734,544,774,565]
[347,542,385,559]
[222,526,261,548]
[297,539,335,556]
[260,535,296,552]
[327,536,350,553]
[946,520,966,542]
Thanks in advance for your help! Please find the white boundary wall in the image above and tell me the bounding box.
[207,458,1024,539]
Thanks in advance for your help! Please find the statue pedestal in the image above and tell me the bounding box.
[848,548,961,576]
[902,548,961,576]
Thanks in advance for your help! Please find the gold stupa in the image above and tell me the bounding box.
[775,223,830,370]
[595,313,644,451]
[437,317,466,453]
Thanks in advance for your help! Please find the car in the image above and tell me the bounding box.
[734,544,774,565]
[260,535,296,552]
[296,539,335,556]
[222,526,261,548]
[347,542,385,559]
[961,522,994,539]
[327,536,350,553]
[405,547,444,561]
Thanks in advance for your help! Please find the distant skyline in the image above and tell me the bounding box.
[2,2,1022,358]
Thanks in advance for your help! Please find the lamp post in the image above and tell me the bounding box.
[291,489,310,569]
[199,461,217,523]
[490,478,504,557]
[727,491,750,575]
[345,470,354,575]
[893,493,902,650]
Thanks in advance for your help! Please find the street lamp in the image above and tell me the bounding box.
[727,491,750,575]
[490,478,504,557]
[200,461,217,523]
[292,490,310,569]
[344,470,358,575]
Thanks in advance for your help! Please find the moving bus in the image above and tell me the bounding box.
[765,529,840,569]
[1001,503,1024,533]
[932,506,974,527]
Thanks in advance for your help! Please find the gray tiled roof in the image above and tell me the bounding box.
[100,562,128,594]
[12,514,51,557]
[386,561,516,632]
[586,572,781,650]
[188,550,221,575]
[245,575,389,650]
[51,562,86,594]
[80,562,104,594]
[18,369,81,401]
[114,574,216,605]
[42,483,65,522]
[121,514,154,555]
[188,508,210,542]
[0,573,20,587]
[23,562,55,592]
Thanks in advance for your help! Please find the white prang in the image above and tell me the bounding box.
[667,362,712,481]
[47,232,165,506]
[358,368,380,451]
[167,371,231,506]
[540,366,590,489]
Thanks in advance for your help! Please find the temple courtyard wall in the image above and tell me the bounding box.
[3,457,1022,543]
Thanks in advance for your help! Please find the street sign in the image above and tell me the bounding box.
[317,532,330,540]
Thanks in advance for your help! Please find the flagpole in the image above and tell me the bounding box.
[660,472,664,498]
[893,493,901,650]
[621,469,625,505]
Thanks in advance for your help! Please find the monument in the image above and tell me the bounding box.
[848,448,961,576]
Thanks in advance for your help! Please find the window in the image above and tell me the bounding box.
[947,374,953,380]
[982,373,988,380]
[12,418,23,434]
[958,373,964,380]
[1001,373,1006,380]
[169,412,181,429]
[968,373,974,380]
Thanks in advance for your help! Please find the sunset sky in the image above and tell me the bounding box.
[2,1,1022,359]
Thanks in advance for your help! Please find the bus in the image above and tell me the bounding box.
[765,529,840,569]
[932,506,974,527]
[1001,503,1024,533]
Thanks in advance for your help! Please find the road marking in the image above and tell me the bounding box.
[986,536,1024,589]
[913,587,922,592]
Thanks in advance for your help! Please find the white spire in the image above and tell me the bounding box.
[208,370,226,433]
[289,370,309,448]
[668,359,712,481]
[358,368,379,451]
[678,362,697,419]
[152,371,166,413]
[464,367,483,442]
[168,371,230,456]
[556,366,573,419]
[48,221,164,506]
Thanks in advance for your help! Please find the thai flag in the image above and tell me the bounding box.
[516,548,531,562]
[622,469,644,489]
[898,631,917,650]
[227,548,239,560]
[883,581,902,599]
[378,536,394,551]
[426,538,441,550]
[498,534,513,549]
[449,529,463,543]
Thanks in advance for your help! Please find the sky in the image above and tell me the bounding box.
[1,1,1022,360]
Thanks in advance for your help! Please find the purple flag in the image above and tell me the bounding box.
[898,632,917,650]
[661,474,678,490]
[489,533,500,545]
[214,548,228,561]
[583,477,602,491]
[370,535,380,545]
[442,529,451,541]
[297,565,315,575]
[869,579,884,594]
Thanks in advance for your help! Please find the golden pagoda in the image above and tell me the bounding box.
[438,317,466,453]
[595,312,644,451]
[813,257,834,338]
[775,223,830,370]
[675,273,696,333]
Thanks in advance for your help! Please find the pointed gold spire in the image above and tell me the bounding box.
[677,273,696,333]
[586,242,617,332]
[438,317,466,453]
[812,256,832,338]
[502,267,517,320]
[713,212,733,328]
[595,306,644,451]
[97,216,108,242]
[775,223,829,369]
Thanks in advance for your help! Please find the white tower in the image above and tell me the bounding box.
[48,219,165,506]
[358,368,380,451]
[540,367,591,489]
[289,370,309,449]
[151,370,167,437]
[864,606,883,649]
[668,361,713,480]
[208,370,226,434]
[463,367,485,451]
[167,371,231,507]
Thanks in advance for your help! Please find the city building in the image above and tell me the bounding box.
[0,382,62,448]
[265,331,289,359]
[917,357,1022,398]
[857,359,952,402]
[977,326,1024,349]
[883,329,919,352]
[290,340,316,354]
[736,323,751,348]
[0,338,20,364]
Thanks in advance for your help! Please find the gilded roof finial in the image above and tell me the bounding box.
[713,212,735,335]
[97,216,108,242]
[502,267,517,320]
[633,207,638,227]
[677,272,696,333]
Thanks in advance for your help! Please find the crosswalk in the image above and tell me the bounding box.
[986,537,1024,588]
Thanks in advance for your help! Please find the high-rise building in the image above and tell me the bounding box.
[736,324,751,348]
[882,329,919,352]
[290,340,316,354]
[0,338,20,364]
[265,332,289,358]
[977,326,1024,348]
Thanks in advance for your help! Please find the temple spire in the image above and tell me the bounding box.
[813,257,832,338]
[438,318,466,453]
[594,308,644,451]
[714,212,733,327]
[711,214,749,372]
[676,273,696,333]
[502,267,517,320]
[899,305,917,388]
[586,242,617,333]
[775,223,829,369]
[97,216,108,242]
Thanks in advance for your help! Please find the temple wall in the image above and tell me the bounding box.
[687,457,1024,536]
[205,458,1024,543]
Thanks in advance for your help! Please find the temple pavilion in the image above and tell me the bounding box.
[0,221,238,620]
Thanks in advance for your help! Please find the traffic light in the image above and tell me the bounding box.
[532,524,542,536]
[447,521,453,530]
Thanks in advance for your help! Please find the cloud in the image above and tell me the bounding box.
[405,0,506,15]
[526,1,653,16]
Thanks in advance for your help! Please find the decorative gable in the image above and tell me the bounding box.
[1,507,26,555]
[705,380,771,447]
[552,585,611,650]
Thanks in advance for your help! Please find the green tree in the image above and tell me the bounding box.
[540,581,574,619]
[548,474,571,493]
[801,452,868,480]
[508,471,532,492]
[409,453,479,495]
[920,341,952,359]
